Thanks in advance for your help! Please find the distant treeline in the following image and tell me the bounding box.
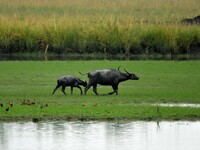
[0,23,200,55]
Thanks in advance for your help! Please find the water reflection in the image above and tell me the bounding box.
[1,53,200,61]
[0,121,200,150]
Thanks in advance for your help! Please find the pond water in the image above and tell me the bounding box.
[1,53,200,61]
[153,103,200,108]
[0,121,200,150]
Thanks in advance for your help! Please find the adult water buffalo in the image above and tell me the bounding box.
[80,67,139,95]
[181,15,200,25]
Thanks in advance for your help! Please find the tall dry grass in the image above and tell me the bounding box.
[0,0,200,54]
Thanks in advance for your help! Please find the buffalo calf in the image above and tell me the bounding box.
[52,76,87,95]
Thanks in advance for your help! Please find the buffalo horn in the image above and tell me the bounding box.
[124,68,131,74]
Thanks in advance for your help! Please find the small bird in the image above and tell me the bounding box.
[45,103,48,107]
[0,103,3,107]
[31,101,36,105]
[82,103,87,107]
[5,107,9,111]
[9,102,13,108]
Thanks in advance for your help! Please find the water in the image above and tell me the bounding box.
[0,121,200,150]
[1,53,200,61]
[153,103,200,108]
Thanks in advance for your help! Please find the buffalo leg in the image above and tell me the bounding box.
[70,86,73,95]
[115,85,118,95]
[108,85,118,95]
[52,84,61,95]
[108,91,115,95]
[76,85,83,95]
[61,86,67,95]
[115,87,118,95]
[84,84,92,95]
[93,84,99,95]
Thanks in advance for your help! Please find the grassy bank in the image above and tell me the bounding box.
[0,61,200,121]
[0,0,200,55]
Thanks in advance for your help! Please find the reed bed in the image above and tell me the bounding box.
[0,0,200,55]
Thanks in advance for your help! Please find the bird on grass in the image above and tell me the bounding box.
[82,103,87,107]
[5,107,9,112]
[9,102,13,108]
[0,103,3,107]
[45,103,48,107]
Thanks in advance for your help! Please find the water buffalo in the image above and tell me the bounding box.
[52,76,87,95]
[181,15,200,25]
[80,67,139,95]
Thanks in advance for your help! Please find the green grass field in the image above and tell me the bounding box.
[0,61,200,121]
[0,0,200,54]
